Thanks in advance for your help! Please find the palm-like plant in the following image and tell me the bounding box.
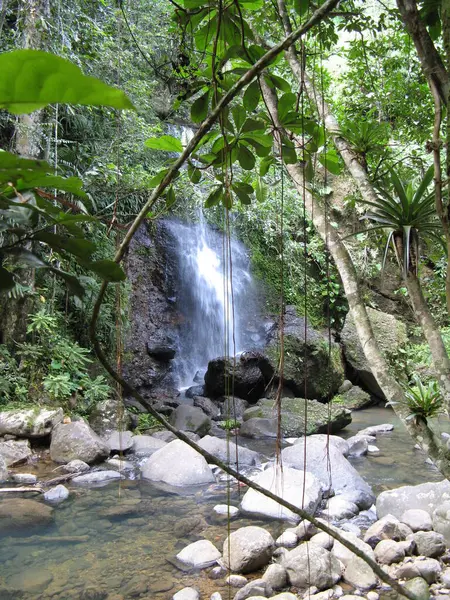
[358,166,443,276]
[404,374,446,423]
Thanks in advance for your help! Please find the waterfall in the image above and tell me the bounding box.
[163,215,262,388]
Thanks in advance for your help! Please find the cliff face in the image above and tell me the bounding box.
[123,222,179,408]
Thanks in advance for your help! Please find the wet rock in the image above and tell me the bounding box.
[341,308,407,398]
[310,532,334,550]
[339,380,353,394]
[89,398,132,436]
[176,540,221,568]
[173,515,208,537]
[62,459,90,473]
[413,531,446,558]
[358,423,394,436]
[198,435,260,466]
[282,435,374,507]
[107,430,134,452]
[262,563,287,590]
[204,355,266,402]
[332,530,375,567]
[226,575,248,587]
[12,472,36,484]
[343,557,377,590]
[7,567,53,592]
[72,470,123,485]
[148,576,174,593]
[243,398,351,437]
[131,434,166,457]
[400,509,433,532]
[239,417,278,438]
[169,405,211,436]
[0,454,6,482]
[0,407,63,438]
[233,578,271,600]
[374,539,405,564]
[276,530,298,547]
[241,466,322,522]
[219,396,250,420]
[214,504,239,517]
[193,396,221,419]
[433,502,450,546]
[402,577,430,600]
[0,439,33,466]
[44,484,70,505]
[323,496,359,520]
[363,515,413,548]
[141,439,214,486]
[173,587,200,600]
[147,342,176,360]
[346,436,368,457]
[221,526,274,573]
[50,421,110,464]
[0,498,53,532]
[185,385,204,399]
[395,557,442,583]
[106,457,134,471]
[337,386,373,411]
[284,543,342,590]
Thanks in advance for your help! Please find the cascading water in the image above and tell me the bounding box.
[163,215,262,387]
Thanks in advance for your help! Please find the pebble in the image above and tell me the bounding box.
[366,592,379,600]
[12,473,37,484]
[226,575,247,588]
[367,445,380,453]
[210,594,222,600]
[213,504,239,517]
[173,587,200,600]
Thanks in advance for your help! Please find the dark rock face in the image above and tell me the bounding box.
[123,223,180,403]
[185,385,204,399]
[204,354,266,402]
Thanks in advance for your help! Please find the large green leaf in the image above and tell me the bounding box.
[243,80,260,112]
[34,232,96,259]
[0,50,134,114]
[205,186,223,208]
[0,266,15,292]
[0,151,50,185]
[238,145,256,170]
[145,135,183,153]
[318,149,343,175]
[83,260,126,282]
[17,175,88,199]
[191,91,210,123]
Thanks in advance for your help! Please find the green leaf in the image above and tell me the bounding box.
[188,164,202,184]
[241,119,266,133]
[148,169,169,188]
[0,50,134,114]
[191,91,210,123]
[17,174,88,199]
[260,156,275,176]
[294,0,309,17]
[49,267,85,298]
[205,186,223,208]
[233,189,251,205]
[145,135,183,153]
[265,74,291,93]
[232,181,254,195]
[238,145,256,170]
[232,105,247,132]
[222,189,233,209]
[278,93,297,122]
[2,247,46,267]
[0,151,50,185]
[0,266,15,292]
[34,232,96,259]
[318,149,342,175]
[282,144,297,165]
[255,176,268,202]
[83,260,126,282]
[243,80,260,112]
[166,186,176,208]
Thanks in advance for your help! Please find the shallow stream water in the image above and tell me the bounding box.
[0,406,446,600]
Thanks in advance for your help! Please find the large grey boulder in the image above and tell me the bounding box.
[341,307,407,398]
[88,398,132,437]
[50,420,110,464]
[0,439,32,466]
[242,398,351,437]
[221,526,274,573]
[198,435,260,466]
[284,543,342,590]
[400,509,433,532]
[363,514,412,548]
[193,396,220,419]
[107,430,134,452]
[131,435,166,457]
[0,498,54,532]
[240,466,322,522]
[204,355,266,402]
[169,405,211,436]
[336,386,373,411]
[141,439,214,486]
[265,306,345,400]
[176,540,221,568]
[282,435,374,507]
[433,501,450,545]
[219,396,250,420]
[395,557,442,583]
[239,417,278,438]
[412,531,446,558]
[376,480,450,519]
[0,407,63,438]
[374,539,405,565]
[331,530,377,590]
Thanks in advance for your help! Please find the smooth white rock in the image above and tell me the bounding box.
[176,540,221,568]
[173,587,200,600]
[43,484,69,505]
[213,504,239,517]
[72,470,123,484]
[276,531,298,548]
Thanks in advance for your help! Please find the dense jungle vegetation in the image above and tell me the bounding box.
[1,0,450,474]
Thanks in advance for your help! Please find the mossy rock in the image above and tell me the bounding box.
[242,397,351,437]
[332,386,373,411]
[340,308,407,399]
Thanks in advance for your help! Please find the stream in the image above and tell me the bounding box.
[0,406,444,600]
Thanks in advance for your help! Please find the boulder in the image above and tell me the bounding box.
[169,405,211,436]
[233,578,271,600]
[0,407,63,438]
[358,423,394,436]
[376,480,450,520]
[374,539,405,564]
[400,509,433,532]
[43,484,70,505]
[395,557,442,583]
[0,439,32,466]
[141,439,215,486]
[226,574,247,587]
[340,307,407,398]
[346,436,368,458]
[276,531,298,548]
[310,532,334,550]
[242,398,351,437]
[198,435,260,466]
[363,515,412,548]
[50,420,110,464]
[219,396,250,420]
[214,504,239,517]
[336,386,373,410]
[265,307,345,400]
[323,496,359,520]
[147,342,176,361]
[240,466,322,522]
[62,459,90,473]
[173,588,199,600]
[282,435,374,507]
[412,531,446,558]
[402,578,430,600]
[221,526,274,573]
[0,454,7,482]
[176,540,221,568]
[284,543,342,590]
[185,385,204,399]
[433,501,450,545]
[12,473,37,484]
[72,470,123,484]
[88,398,132,437]
[262,564,287,590]
[107,430,134,452]
[332,530,375,567]
[343,557,377,590]
[239,417,278,438]
[0,498,53,532]
[131,435,166,457]
[193,396,220,419]
[204,355,266,402]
